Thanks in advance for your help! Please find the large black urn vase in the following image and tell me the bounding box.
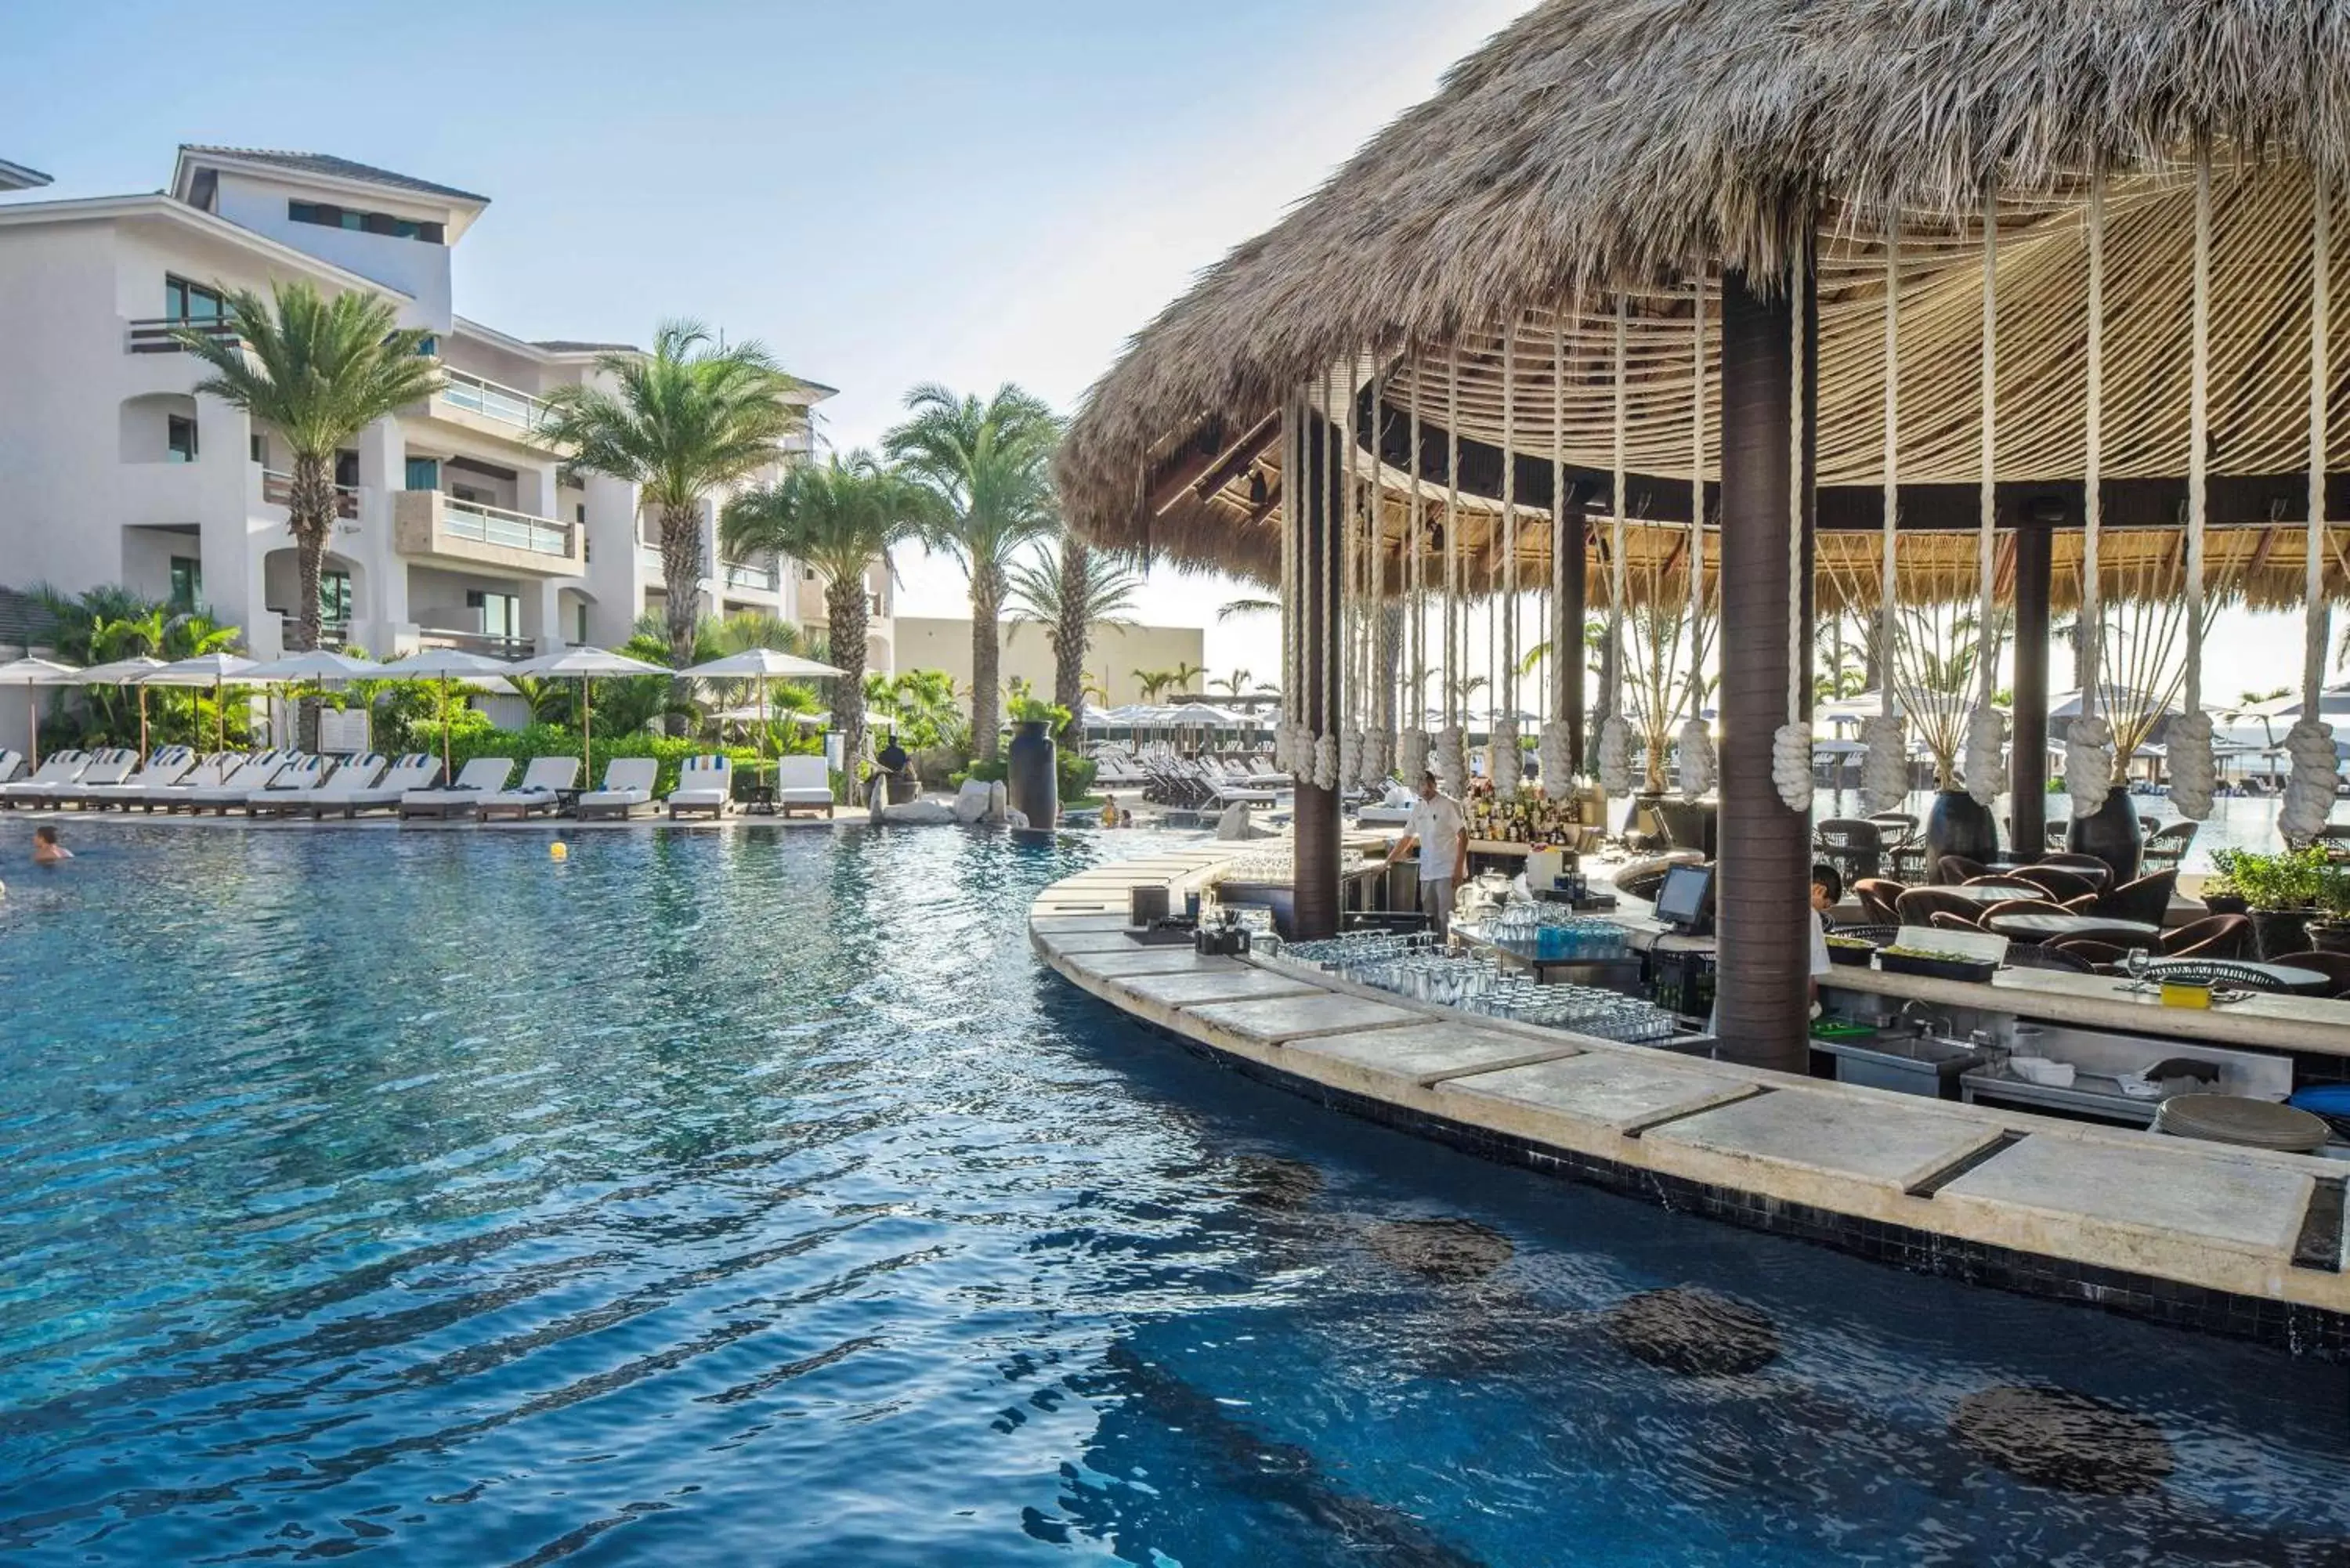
[1007,720,1059,828]
[2065,789,2143,884]
[1925,789,2000,878]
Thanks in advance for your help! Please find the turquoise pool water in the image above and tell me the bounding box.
[2,821,2349,1565]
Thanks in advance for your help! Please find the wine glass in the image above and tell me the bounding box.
[2124,947,2152,992]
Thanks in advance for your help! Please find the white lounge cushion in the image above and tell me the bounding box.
[403,757,514,806]
[481,756,580,810]
[577,757,659,811]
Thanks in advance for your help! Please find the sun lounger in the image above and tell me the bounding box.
[574,757,659,820]
[400,757,514,820]
[0,750,92,807]
[67,746,196,808]
[177,753,295,814]
[244,753,342,816]
[16,748,137,807]
[306,753,430,818]
[0,750,23,786]
[478,755,580,820]
[137,753,244,811]
[666,754,732,819]
[772,754,833,817]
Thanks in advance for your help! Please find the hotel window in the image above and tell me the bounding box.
[288,201,444,244]
[405,457,440,492]
[320,570,352,627]
[166,414,199,463]
[164,276,227,323]
[168,556,202,609]
[335,450,360,488]
[466,590,519,641]
[250,433,267,464]
[576,604,588,645]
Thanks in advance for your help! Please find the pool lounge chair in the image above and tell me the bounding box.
[0,750,92,807]
[666,755,732,819]
[176,753,296,814]
[241,753,333,815]
[478,756,580,821]
[16,748,137,807]
[400,757,514,820]
[574,757,660,820]
[136,752,245,811]
[772,754,833,818]
[67,746,196,808]
[0,750,22,786]
[306,753,429,818]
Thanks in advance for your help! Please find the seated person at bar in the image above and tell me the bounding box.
[1385,771,1468,937]
[1811,862,1844,929]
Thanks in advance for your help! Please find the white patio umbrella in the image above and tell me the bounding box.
[0,656,80,766]
[68,656,169,757]
[678,649,846,766]
[136,653,259,754]
[380,647,521,779]
[240,650,382,748]
[508,645,670,773]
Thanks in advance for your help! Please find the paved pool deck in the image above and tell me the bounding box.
[1032,846,2350,1357]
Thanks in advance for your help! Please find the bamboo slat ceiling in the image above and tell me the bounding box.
[1062,0,2350,599]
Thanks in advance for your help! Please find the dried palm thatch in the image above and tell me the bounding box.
[1062,0,2350,590]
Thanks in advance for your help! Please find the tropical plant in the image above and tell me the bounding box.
[540,321,805,698]
[723,450,935,773]
[1007,537,1140,735]
[884,382,1062,761]
[1164,661,1206,698]
[1217,598,1278,620]
[1886,602,1998,789]
[173,281,440,667]
[866,668,968,754]
[1133,668,1177,703]
[1212,669,1256,697]
[1004,678,1072,732]
[27,585,247,748]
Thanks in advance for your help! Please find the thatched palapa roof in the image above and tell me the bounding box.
[1061,0,2350,597]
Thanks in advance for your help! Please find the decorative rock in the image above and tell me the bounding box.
[1951,1386,2175,1495]
[1365,1217,1515,1282]
[1604,1286,1781,1376]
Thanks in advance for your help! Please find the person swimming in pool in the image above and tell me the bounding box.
[31,826,71,865]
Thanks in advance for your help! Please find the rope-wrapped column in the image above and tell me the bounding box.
[1492,323,1521,800]
[1679,276,1716,799]
[1544,315,1583,798]
[2067,171,2117,818]
[1435,345,1470,797]
[1400,349,1432,788]
[2282,170,2339,846]
[2170,150,2219,822]
[1363,367,1390,789]
[1293,373,1345,939]
[1338,364,1365,793]
[1278,386,1304,776]
[1964,188,2010,811]
[1863,211,1910,813]
[1772,243,1817,814]
[1598,298,1633,798]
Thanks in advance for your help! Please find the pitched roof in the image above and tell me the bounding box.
[179,146,488,205]
[532,340,640,355]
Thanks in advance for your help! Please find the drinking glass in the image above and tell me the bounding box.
[2124,947,2152,992]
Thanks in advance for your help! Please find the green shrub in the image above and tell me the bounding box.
[409,722,765,797]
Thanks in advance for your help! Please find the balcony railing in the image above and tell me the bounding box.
[127,316,243,354]
[262,468,361,518]
[442,496,573,558]
[439,368,554,433]
[418,628,535,663]
[724,558,780,593]
[277,616,352,649]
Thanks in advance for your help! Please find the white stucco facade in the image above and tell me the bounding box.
[0,145,853,696]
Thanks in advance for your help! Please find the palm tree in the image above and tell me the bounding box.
[1165,661,1206,699]
[540,321,804,695]
[1133,668,1177,703]
[1213,669,1255,697]
[723,450,936,771]
[174,281,439,739]
[884,383,1062,761]
[1007,537,1140,735]
[1217,597,1278,620]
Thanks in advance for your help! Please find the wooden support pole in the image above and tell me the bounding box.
[2011,514,2054,853]
[1716,262,1815,1074]
[1293,399,1343,940]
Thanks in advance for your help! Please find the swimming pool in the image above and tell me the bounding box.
[3,821,2348,1565]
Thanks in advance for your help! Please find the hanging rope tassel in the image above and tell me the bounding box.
[1965,186,2009,809]
[1773,241,1816,814]
[1542,313,1575,800]
[2171,149,2220,822]
[1490,322,1522,801]
[2066,171,2117,820]
[2283,170,2339,847]
[1598,295,1634,797]
[1864,206,1911,814]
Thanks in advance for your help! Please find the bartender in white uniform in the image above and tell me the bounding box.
[1385,771,1469,937]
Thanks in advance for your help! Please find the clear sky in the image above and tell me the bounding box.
[2,0,2323,706]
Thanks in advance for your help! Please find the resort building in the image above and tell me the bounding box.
[0,145,861,671]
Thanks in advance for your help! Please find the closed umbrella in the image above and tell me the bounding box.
[678,649,846,768]
[508,645,669,776]
[0,656,80,767]
[69,656,169,757]
[380,647,518,781]
[135,653,258,754]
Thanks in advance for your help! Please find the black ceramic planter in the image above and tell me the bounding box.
[2200,892,2250,916]
[2249,909,2315,960]
[1006,720,1058,828]
[1925,789,2000,876]
[2306,921,2350,956]
[2066,790,2144,884]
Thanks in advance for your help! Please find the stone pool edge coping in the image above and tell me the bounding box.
[1032,847,2350,1359]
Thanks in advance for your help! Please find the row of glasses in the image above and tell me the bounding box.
[1285,930,1679,1043]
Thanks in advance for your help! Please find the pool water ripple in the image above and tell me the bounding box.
[3,821,2350,1564]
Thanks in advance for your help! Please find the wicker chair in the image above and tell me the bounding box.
[2049,937,2129,966]
[2037,852,2116,888]
[1815,818,1885,882]
[2095,869,2178,928]
[1897,887,1987,927]
[2141,821,2199,874]
[2006,943,2095,973]
[1852,877,1907,926]
[2155,912,2251,960]
[1936,854,1990,885]
[2011,864,2102,905]
[2268,951,2350,999]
